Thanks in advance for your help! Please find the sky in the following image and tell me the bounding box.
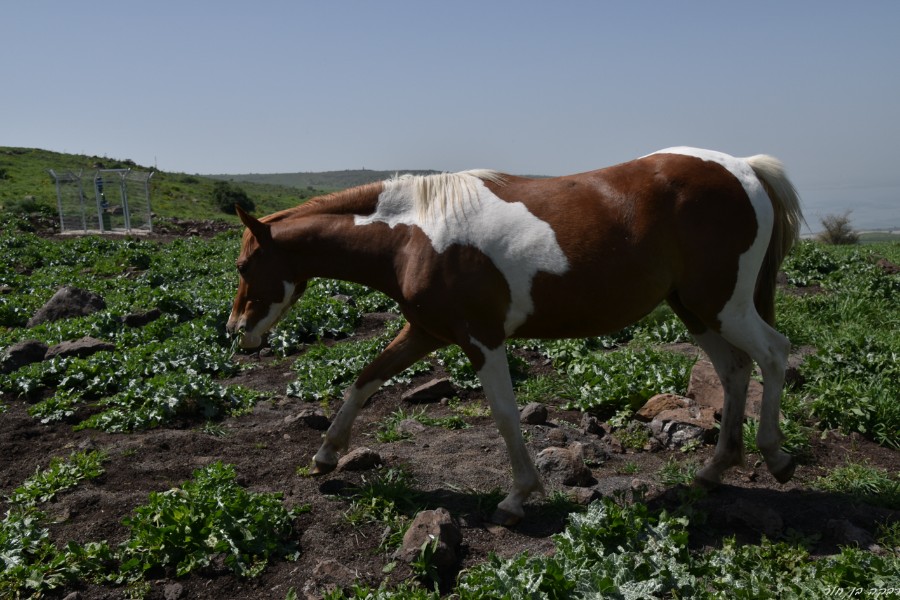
[2,1,899,230]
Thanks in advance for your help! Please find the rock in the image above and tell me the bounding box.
[647,405,717,450]
[337,447,382,471]
[44,336,115,361]
[27,286,106,327]
[395,508,462,581]
[0,339,48,374]
[285,407,330,430]
[535,443,595,487]
[785,346,816,389]
[402,377,456,403]
[122,307,162,327]
[580,440,609,467]
[163,583,184,600]
[520,402,548,425]
[547,427,568,446]
[876,257,900,275]
[580,413,605,437]
[397,419,427,436]
[635,393,690,421]
[570,486,603,506]
[62,593,82,600]
[311,558,356,586]
[687,359,765,419]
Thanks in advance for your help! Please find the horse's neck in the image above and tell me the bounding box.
[277,185,405,298]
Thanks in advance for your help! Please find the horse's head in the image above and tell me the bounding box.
[227,207,305,349]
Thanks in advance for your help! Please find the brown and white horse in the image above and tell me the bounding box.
[227,147,803,524]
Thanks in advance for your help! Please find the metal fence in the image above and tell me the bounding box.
[48,168,154,233]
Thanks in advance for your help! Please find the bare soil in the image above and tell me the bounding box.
[1,223,897,599]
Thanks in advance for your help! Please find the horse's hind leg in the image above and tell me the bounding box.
[311,323,446,474]
[691,330,753,486]
[717,310,795,483]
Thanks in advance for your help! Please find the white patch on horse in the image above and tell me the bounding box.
[355,172,569,335]
[239,280,295,348]
[650,147,774,326]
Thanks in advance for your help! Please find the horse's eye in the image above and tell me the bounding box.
[236,261,247,274]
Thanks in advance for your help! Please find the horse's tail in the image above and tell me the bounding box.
[746,154,804,326]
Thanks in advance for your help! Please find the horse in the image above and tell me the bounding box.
[226,147,803,525]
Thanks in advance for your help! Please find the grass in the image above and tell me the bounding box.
[812,460,900,509]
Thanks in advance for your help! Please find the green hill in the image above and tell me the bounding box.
[207,169,440,191]
[0,147,331,223]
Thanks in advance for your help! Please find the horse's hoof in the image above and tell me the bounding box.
[309,460,337,476]
[771,457,796,484]
[491,507,522,527]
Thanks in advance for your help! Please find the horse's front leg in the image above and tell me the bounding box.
[310,324,446,474]
[467,339,544,525]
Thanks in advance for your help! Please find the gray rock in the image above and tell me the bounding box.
[27,286,106,327]
[580,413,605,436]
[827,519,879,551]
[535,443,595,487]
[337,447,382,471]
[520,402,548,425]
[285,407,330,430]
[122,307,162,327]
[0,339,48,374]
[44,336,115,361]
[402,377,456,403]
[163,583,184,600]
[395,508,462,580]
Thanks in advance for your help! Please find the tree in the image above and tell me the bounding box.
[817,210,859,245]
[212,181,255,215]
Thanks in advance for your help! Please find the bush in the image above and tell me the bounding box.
[817,211,859,245]
[212,180,255,215]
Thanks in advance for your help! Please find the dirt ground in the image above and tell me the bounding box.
[1,221,898,599]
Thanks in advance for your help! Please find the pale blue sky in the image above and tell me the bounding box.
[3,1,899,229]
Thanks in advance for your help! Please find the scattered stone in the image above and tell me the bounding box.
[535,443,595,487]
[394,508,462,582]
[726,499,784,537]
[402,377,456,403]
[635,393,690,421]
[27,286,106,327]
[687,359,765,419]
[547,427,568,446]
[285,407,330,430]
[122,307,162,327]
[0,339,48,374]
[827,519,879,551]
[311,558,357,587]
[647,405,717,450]
[163,583,184,600]
[44,336,115,361]
[570,486,603,506]
[580,413,605,437]
[397,419,427,436]
[337,447,382,472]
[876,257,900,275]
[580,440,609,467]
[520,402,548,425]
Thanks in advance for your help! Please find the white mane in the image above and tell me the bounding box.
[383,170,507,221]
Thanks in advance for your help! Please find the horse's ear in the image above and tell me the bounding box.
[235,205,272,246]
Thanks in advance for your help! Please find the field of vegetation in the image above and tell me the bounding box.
[0,148,898,599]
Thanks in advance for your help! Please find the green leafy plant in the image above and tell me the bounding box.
[118,462,308,579]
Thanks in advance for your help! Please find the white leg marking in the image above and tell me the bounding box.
[313,378,384,470]
[470,338,543,522]
[693,331,752,485]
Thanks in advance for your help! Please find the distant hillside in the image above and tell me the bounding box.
[207,169,441,191]
[0,147,331,221]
